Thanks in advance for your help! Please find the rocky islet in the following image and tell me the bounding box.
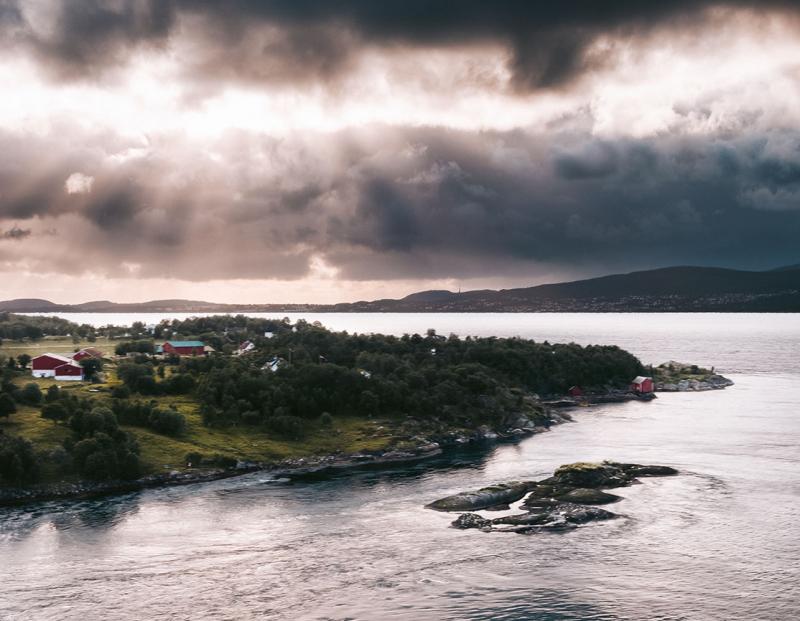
[430,461,678,534]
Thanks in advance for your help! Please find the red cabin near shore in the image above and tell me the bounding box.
[568,386,584,397]
[631,376,654,394]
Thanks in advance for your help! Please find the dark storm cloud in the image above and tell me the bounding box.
[5,1,800,90]
[316,126,800,276]
[3,121,800,280]
[84,183,141,230]
[4,0,174,80]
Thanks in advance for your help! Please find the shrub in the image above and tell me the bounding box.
[71,431,141,481]
[267,415,306,440]
[79,358,104,381]
[0,434,39,483]
[16,383,42,406]
[148,408,186,436]
[114,340,155,356]
[45,385,61,403]
[185,451,204,467]
[41,402,69,422]
[111,385,131,399]
[0,393,16,418]
[69,406,119,439]
[111,400,186,437]
[210,454,237,468]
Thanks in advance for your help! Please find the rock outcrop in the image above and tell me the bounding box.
[430,460,678,534]
[654,362,734,392]
[426,481,536,512]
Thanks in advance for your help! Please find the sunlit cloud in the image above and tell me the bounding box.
[64,172,94,194]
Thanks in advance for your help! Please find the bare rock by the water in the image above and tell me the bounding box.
[432,460,677,535]
[550,462,631,488]
[624,464,678,477]
[455,503,618,533]
[451,513,493,530]
[483,503,511,511]
[554,487,622,505]
[426,481,535,512]
[654,362,734,392]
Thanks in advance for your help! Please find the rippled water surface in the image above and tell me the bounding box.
[3,313,800,620]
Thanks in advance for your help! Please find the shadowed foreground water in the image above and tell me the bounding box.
[2,314,799,620]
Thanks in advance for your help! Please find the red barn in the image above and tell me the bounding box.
[72,347,103,361]
[54,361,84,381]
[631,376,654,394]
[160,340,206,356]
[568,386,584,397]
[31,353,73,378]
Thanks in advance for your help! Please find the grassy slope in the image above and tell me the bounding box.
[0,336,118,358]
[1,355,395,483]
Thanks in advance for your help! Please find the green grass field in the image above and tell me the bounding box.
[0,336,120,359]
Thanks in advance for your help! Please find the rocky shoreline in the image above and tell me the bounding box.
[0,369,732,508]
[0,409,573,507]
[432,461,679,534]
[656,374,734,392]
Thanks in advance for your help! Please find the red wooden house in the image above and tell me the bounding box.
[631,376,654,394]
[568,386,584,397]
[160,340,206,356]
[31,353,73,378]
[54,361,85,381]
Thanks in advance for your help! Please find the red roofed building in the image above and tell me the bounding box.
[54,361,84,381]
[31,353,73,378]
[568,386,584,397]
[631,376,654,394]
[160,341,206,356]
[72,348,103,361]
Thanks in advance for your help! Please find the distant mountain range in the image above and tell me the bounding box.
[2,265,800,314]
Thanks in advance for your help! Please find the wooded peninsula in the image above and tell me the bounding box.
[0,312,672,503]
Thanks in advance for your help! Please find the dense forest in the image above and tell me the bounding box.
[121,320,643,433]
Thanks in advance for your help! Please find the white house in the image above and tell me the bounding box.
[236,340,256,355]
[262,356,287,373]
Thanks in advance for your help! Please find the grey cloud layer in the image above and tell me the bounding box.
[1,123,799,280]
[4,1,800,90]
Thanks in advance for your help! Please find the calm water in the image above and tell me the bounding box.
[3,313,799,620]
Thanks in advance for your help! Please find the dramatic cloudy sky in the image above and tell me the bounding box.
[2,1,800,303]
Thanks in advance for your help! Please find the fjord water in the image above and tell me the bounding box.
[2,314,799,620]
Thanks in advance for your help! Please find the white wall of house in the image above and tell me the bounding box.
[54,374,83,382]
[32,369,55,378]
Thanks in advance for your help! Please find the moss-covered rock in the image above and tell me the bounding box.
[552,462,629,488]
